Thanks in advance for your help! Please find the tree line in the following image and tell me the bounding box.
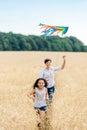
[0,32,87,52]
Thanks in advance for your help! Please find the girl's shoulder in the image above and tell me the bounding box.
[44,87,47,92]
[35,87,41,91]
[34,87,37,90]
[35,87,46,92]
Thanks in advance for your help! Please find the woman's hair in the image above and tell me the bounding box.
[33,78,48,89]
[44,58,52,64]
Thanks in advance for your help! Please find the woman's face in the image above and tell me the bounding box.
[45,61,51,68]
[37,80,45,89]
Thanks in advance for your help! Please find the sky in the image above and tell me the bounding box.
[0,0,87,45]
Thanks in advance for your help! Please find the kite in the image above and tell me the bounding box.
[39,23,69,36]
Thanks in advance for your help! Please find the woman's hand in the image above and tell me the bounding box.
[62,55,66,60]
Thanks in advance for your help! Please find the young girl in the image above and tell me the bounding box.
[27,78,48,128]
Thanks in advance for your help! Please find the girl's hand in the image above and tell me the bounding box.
[30,95,35,101]
[46,96,49,101]
[31,96,35,101]
[27,89,35,101]
[27,93,35,101]
[27,93,29,98]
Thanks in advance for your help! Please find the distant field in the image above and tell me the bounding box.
[0,52,87,130]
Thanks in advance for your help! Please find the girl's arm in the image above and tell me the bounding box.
[46,89,49,101]
[27,89,35,101]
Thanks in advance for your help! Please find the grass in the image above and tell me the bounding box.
[0,51,87,130]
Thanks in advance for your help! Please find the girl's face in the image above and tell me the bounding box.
[37,80,45,89]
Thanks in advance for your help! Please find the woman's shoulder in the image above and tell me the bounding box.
[40,68,46,72]
[50,66,55,70]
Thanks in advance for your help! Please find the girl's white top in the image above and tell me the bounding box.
[34,87,47,108]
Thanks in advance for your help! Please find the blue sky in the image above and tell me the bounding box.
[0,0,87,45]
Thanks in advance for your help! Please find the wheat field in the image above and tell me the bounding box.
[0,51,87,130]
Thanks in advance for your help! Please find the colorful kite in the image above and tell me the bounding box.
[39,23,69,36]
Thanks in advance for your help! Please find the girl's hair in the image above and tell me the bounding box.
[33,78,48,89]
